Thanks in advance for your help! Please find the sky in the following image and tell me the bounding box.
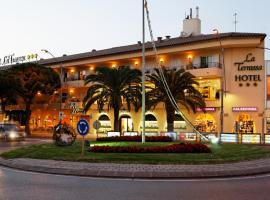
[0,0,270,59]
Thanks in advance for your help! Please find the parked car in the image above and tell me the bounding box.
[0,122,26,141]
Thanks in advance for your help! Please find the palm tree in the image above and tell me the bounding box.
[8,63,61,135]
[146,67,205,132]
[83,66,141,132]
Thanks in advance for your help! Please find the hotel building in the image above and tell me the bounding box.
[7,9,268,143]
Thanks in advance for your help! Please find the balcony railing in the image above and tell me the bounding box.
[63,75,86,82]
[186,62,222,70]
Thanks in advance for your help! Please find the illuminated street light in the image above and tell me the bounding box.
[41,49,63,122]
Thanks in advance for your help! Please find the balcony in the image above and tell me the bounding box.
[186,62,222,78]
[185,62,222,70]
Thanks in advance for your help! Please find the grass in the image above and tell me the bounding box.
[1,141,270,164]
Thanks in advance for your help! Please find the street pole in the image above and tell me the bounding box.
[41,49,63,123]
[213,29,226,138]
[141,0,146,143]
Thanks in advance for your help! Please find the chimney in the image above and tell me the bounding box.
[137,41,142,45]
[181,7,201,36]
[165,35,171,40]
[157,37,163,42]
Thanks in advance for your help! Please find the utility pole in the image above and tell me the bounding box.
[141,0,146,143]
[233,13,238,32]
[213,29,226,139]
[41,49,63,123]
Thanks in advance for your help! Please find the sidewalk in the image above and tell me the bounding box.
[1,157,270,178]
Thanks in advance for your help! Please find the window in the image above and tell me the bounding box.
[200,55,218,68]
[267,76,270,100]
[194,78,221,100]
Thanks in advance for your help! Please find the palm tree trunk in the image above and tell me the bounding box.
[25,102,32,136]
[113,106,120,132]
[165,101,175,132]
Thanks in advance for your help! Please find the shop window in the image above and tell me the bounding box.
[267,118,270,134]
[194,114,216,133]
[173,114,187,131]
[141,114,158,132]
[194,78,221,100]
[267,76,270,100]
[98,114,112,134]
[234,113,256,134]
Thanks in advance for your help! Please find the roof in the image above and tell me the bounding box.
[38,32,266,65]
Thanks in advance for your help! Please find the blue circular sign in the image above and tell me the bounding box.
[77,119,89,136]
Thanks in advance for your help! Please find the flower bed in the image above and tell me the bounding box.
[96,136,172,142]
[90,143,211,153]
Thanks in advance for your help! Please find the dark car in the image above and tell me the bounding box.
[0,122,26,141]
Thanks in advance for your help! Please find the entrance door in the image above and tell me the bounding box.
[119,115,133,133]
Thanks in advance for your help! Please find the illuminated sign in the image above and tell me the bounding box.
[179,132,196,141]
[242,134,260,144]
[221,133,237,143]
[123,132,138,136]
[232,107,258,112]
[107,132,120,137]
[234,53,263,87]
[0,53,39,67]
[196,107,216,112]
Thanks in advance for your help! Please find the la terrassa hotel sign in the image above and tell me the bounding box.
[0,53,39,67]
[234,53,263,87]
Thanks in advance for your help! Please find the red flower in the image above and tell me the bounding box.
[90,143,211,153]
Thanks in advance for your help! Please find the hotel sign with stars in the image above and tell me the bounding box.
[0,53,39,67]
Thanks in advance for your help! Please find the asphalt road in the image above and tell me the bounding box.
[0,138,52,153]
[1,166,270,200]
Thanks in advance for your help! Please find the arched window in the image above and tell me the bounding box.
[145,114,157,121]
[98,114,110,121]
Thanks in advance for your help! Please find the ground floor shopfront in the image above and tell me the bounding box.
[28,102,267,143]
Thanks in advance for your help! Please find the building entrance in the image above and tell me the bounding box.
[119,115,133,133]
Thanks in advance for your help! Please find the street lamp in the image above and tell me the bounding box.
[41,49,63,122]
[213,29,226,137]
[141,0,146,143]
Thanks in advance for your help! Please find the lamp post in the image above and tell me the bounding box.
[141,0,146,143]
[256,46,269,136]
[41,49,63,122]
[213,29,226,137]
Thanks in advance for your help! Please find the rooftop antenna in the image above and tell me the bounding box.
[196,6,199,18]
[233,13,238,32]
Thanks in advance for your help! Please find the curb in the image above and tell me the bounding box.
[1,158,270,179]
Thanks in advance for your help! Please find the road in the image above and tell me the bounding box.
[0,138,52,153]
[1,166,270,200]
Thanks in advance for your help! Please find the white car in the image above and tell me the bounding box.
[0,122,26,141]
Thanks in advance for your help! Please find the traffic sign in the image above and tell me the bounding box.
[93,120,101,130]
[77,118,90,136]
[59,112,64,120]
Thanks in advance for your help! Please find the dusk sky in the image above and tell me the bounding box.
[1,0,270,59]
